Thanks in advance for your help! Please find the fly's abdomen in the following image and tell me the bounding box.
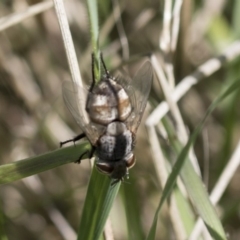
[97,135,116,161]
[97,123,133,162]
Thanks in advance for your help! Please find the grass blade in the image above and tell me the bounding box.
[78,168,120,240]
[0,142,90,185]
[87,0,100,80]
[77,1,121,239]
[147,78,240,240]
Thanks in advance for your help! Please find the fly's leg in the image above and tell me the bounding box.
[100,52,110,78]
[74,146,96,164]
[60,134,95,164]
[89,53,96,93]
[60,133,86,148]
[88,52,109,96]
[86,53,96,112]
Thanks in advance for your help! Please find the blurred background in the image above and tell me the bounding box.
[1,0,240,239]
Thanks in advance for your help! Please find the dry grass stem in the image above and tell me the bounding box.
[53,0,83,87]
[160,0,172,53]
[146,41,240,127]
[171,0,183,52]
[151,54,200,174]
[0,1,53,31]
[112,0,129,60]
[147,125,187,239]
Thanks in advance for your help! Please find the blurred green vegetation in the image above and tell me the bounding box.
[1,0,240,239]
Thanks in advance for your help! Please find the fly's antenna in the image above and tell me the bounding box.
[89,53,96,93]
[100,52,110,78]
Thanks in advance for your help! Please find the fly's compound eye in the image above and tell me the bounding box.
[96,162,114,175]
[125,154,135,169]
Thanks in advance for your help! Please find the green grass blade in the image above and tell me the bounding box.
[87,0,100,80]
[0,142,90,185]
[77,1,121,239]
[147,78,240,240]
[78,168,120,240]
[121,182,145,240]
[172,187,195,235]
[87,0,99,53]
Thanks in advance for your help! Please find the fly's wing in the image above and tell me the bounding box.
[125,60,153,133]
[62,81,102,145]
[114,69,136,117]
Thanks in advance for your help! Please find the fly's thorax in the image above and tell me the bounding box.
[86,78,132,125]
[96,152,136,180]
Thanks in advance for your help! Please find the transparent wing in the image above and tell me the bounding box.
[125,60,153,133]
[114,69,136,118]
[62,81,102,145]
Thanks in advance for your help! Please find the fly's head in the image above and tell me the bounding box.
[95,152,135,181]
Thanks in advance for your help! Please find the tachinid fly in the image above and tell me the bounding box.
[60,53,153,182]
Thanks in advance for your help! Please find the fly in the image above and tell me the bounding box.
[60,53,153,182]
